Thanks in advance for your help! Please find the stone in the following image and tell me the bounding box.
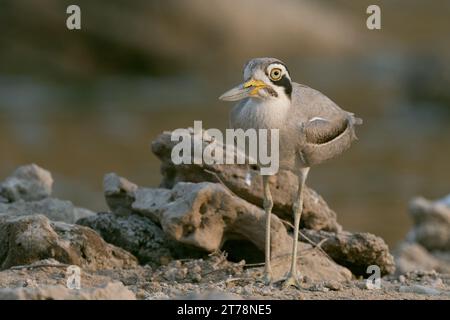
[133,182,292,255]
[0,282,136,300]
[0,214,138,270]
[0,197,95,224]
[151,131,342,232]
[394,242,450,275]
[395,195,450,275]
[324,280,343,291]
[271,242,352,282]
[77,212,204,267]
[131,181,352,282]
[300,229,395,276]
[0,164,53,202]
[104,173,138,216]
[407,196,450,251]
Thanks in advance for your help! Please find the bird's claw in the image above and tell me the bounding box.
[261,271,273,286]
[281,274,302,289]
[263,272,273,285]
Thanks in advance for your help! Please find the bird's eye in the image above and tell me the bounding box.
[269,68,282,81]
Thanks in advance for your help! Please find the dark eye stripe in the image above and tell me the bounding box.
[269,74,292,98]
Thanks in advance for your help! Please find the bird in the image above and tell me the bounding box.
[219,57,362,288]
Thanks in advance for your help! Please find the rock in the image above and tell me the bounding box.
[395,195,450,274]
[300,229,395,276]
[407,196,450,251]
[0,197,95,224]
[0,214,138,270]
[77,212,204,267]
[133,182,292,255]
[324,280,343,291]
[399,284,441,296]
[132,181,352,282]
[0,164,53,202]
[104,173,138,216]
[0,282,136,300]
[271,243,352,282]
[394,242,450,274]
[151,131,342,232]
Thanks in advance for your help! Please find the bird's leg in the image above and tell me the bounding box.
[262,175,273,285]
[282,167,310,289]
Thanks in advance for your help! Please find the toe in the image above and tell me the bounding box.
[281,276,301,289]
[263,273,273,285]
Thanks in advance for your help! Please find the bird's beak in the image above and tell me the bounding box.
[219,79,267,101]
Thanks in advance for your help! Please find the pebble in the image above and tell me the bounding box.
[23,279,37,288]
[146,291,170,300]
[192,273,202,283]
[325,280,342,291]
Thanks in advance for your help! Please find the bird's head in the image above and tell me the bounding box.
[219,57,292,102]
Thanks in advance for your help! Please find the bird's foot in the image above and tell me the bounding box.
[258,270,273,286]
[262,269,273,285]
[281,273,302,289]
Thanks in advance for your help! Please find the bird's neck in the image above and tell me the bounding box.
[244,97,291,129]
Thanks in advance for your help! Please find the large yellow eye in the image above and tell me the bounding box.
[269,68,282,81]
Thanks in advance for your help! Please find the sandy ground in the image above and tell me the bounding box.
[1,254,449,300]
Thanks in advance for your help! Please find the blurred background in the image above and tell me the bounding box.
[1,0,449,246]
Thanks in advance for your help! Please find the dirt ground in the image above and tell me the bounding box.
[1,254,449,300]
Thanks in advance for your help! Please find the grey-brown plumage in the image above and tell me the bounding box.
[220,57,362,288]
[230,82,362,171]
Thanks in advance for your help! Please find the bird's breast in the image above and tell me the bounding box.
[231,98,291,131]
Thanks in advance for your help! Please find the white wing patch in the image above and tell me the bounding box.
[309,117,328,123]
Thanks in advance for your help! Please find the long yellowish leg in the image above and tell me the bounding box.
[282,167,310,289]
[262,175,273,284]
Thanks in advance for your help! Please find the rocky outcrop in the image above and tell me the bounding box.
[0,164,53,202]
[407,196,450,251]
[132,182,292,255]
[131,182,352,281]
[103,173,138,216]
[395,242,450,275]
[151,131,342,232]
[96,172,354,281]
[0,214,137,270]
[100,173,397,280]
[395,195,450,274]
[77,212,204,267]
[0,198,94,224]
[300,229,395,276]
[0,164,95,223]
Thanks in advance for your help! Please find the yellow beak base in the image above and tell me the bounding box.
[243,79,267,96]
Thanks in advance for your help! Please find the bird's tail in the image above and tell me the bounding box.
[354,117,363,125]
[348,113,363,126]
